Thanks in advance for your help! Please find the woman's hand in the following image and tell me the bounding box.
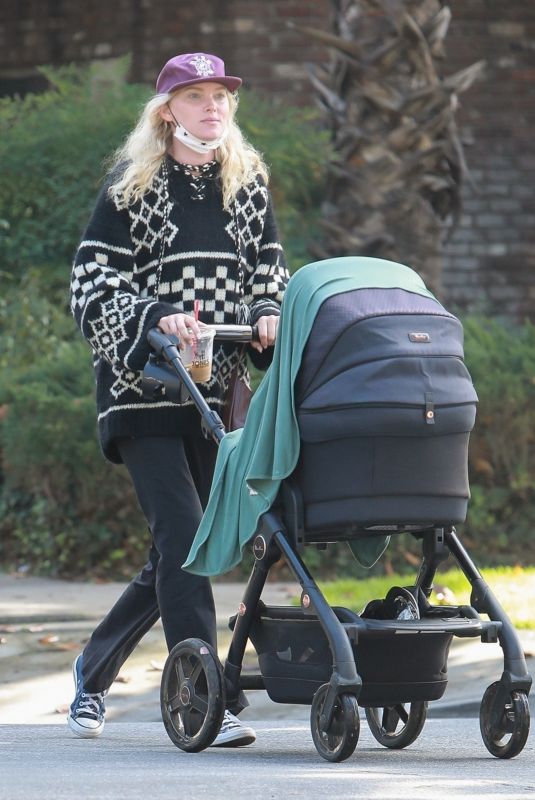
[250,314,280,353]
[157,313,206,347]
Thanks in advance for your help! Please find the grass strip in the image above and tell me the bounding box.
[317,566,535,629]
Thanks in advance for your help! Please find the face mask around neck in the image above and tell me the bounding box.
[169,109,228,155]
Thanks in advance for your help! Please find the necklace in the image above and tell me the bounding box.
[153,158,246,318]
[170,158,219,201]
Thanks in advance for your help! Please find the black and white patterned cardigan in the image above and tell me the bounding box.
[70,159,289,462]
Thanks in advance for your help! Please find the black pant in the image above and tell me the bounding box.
[81,434,218,694]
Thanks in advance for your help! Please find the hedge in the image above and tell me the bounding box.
[1,63,534,578]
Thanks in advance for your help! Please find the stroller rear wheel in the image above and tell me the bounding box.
[480,681,530,759]
[310,683,360,762]
[365,701,427,749]
[160,638,225,752]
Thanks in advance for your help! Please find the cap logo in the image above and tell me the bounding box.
[189,55,215,78]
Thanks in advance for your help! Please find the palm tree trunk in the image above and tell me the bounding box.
[293,0,484,294]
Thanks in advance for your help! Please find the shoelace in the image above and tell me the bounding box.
[76,691,106,718]
[220,712,242,731]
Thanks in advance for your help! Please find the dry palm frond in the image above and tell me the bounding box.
[293,0,485,294]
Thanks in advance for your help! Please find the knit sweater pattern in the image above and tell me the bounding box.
[70,158,289,462]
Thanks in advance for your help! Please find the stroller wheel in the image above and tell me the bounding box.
[365,701,427,749]
[310,683,360,762]
[160,638,225,752]
[480,681,530,759]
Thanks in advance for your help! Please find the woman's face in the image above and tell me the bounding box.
[163,82,231,141]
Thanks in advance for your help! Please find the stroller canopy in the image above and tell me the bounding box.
[295,286,475,443]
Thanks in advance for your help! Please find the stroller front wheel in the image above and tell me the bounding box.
[160,638,226,752]
[310,683,360,762]
[480,681,530,759]
[364,701,427,749]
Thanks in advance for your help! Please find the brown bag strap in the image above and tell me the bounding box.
[222,346,252,432]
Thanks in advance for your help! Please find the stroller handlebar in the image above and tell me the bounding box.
[145,324,259,444]
[209,323,259,342]
[147,324,258,355]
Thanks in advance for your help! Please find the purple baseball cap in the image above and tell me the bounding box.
[156,53,242,95]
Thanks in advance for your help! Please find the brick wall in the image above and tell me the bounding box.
[0,0,141,94]
[441,0,535,320]
[1,1,534,319]
[0,0,330,104]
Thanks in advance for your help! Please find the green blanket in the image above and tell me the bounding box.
[183,256,435,576]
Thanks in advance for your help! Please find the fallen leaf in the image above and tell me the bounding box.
[38,634,59,645]
[149,660,164,671]
[114,673,131,684]
[55,704,70,715]
[433,585,457,605]
[28,625,45,633]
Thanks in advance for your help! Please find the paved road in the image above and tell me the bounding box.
[1,720,534,799]
[1,573,534,725]
[1,574,534,797]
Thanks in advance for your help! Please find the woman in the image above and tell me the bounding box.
[68,52,289,745]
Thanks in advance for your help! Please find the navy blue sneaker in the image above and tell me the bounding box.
[67,654,106,737]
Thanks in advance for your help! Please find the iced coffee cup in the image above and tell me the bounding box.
[181,327,215,383]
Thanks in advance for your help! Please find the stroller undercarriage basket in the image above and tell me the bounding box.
[246,608,455,707]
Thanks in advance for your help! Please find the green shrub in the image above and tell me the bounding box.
[0,62,329,577]
[0,61,152,279]
[0,281,146,577]
[462,316,535,565]
[0,60,328,287]
[0,267,72,373]
[2,63,534,579]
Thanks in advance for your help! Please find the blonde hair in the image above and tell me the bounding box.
[107,90,268,210]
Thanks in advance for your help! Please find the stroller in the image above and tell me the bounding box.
[143,258,531,762]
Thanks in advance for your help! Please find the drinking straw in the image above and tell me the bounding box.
[193,299,200,359]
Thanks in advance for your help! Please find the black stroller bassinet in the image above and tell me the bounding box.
[293,286,476,531]
[144,260,531,762]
